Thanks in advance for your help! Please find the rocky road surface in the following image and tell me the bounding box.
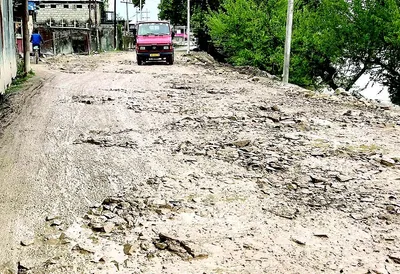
[0,52,399,274]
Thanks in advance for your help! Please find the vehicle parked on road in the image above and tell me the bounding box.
[135,21,174,65]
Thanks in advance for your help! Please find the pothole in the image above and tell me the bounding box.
[72,95,116,105]
[73,130,138,149]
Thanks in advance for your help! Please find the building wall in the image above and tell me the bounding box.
[100,25,114,51]
[0,0,17,95]
[38,26,114,54]
[36,2,100,25]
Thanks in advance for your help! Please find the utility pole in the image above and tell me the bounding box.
[53,32,56,55]
[140,9,149,21]
[282,0,294,84]
[88,0,92,54]
[88,0,92,24]
[186,0,190,53]
[140,0,142,20]
[22,0,30,74]
[126,1,129,32]
[121,0,133,33]
[94,0,99,51]
[113,0,117,48]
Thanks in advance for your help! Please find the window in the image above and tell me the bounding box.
[39,4,45,8]
[64,4,69,8]
[76,5,82,8]
[50,4,56,8]
[138,23,170,36]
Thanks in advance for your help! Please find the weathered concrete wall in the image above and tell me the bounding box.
[36,2,100,26]
[0,0,17,94]
[38,26,114,54]
[122,35,135,50]
[99,25,113,51]
[38,27,90,54]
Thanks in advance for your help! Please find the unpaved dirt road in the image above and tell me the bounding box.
[0,52,399,274]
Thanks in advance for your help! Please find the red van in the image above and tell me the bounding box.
[135,21,174,65]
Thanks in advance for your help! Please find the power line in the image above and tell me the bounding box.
[136,8,150,21]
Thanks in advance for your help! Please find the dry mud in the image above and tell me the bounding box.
[0,52,399,274]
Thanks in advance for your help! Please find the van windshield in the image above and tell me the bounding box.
[138,23,170,36]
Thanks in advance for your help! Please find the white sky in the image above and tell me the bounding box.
[108,0,161,21]
[355,74,390,102]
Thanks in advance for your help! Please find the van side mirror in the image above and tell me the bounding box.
[171,31,175,39]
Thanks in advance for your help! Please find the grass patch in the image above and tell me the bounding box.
[336,143,384,156]
[344,144,380,153]
[212,268,228,274]
[383,122,396,128]
[5,60,35,95]
[296,122,311,132]
[221,195,247,203]
[89,235,99,244]
[6,71,35,94]
[186,194,196,201]
[310,139,331,149]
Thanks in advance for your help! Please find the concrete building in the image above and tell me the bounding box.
[34,0,101,26]
[1,0,17,94]
[30,0,114,54]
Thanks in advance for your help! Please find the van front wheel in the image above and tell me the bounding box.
[137,55,144,66]
[167,55,174,65]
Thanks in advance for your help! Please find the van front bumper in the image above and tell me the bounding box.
[137,52,174,58]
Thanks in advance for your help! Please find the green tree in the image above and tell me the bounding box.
[349,0,400,104]
[158,0,187,26]
[290,0,350,88]
[158,0,222,50]
[191,0,222,50]
[294,0,400,97]
[132,0,145,9]
[207,0,400,104]
[160,0,400,103]
[207,0,285,73]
